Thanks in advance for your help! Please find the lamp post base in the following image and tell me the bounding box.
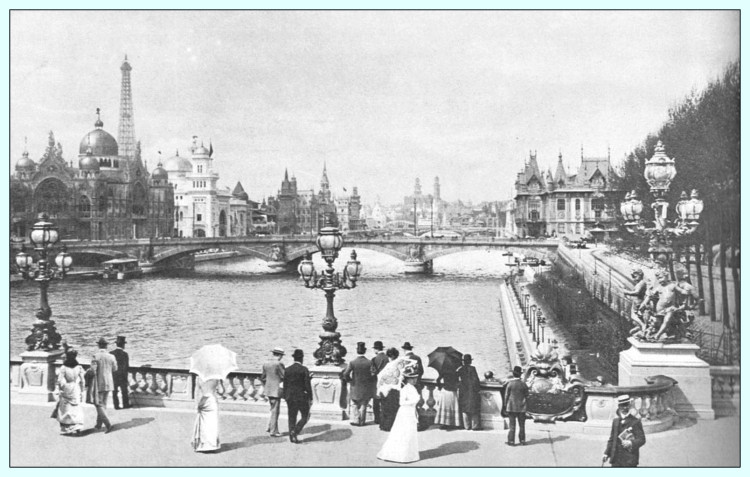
[19,349,64,402]
[309,364,348,420]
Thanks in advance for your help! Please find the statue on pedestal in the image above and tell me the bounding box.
[632,268,699,343]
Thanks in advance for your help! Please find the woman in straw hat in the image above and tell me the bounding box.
[377,363,421,463]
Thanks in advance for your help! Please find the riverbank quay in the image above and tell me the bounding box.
[9,401,740,467]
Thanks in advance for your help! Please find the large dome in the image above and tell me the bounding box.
[79,111,118,156]
[151,162,168,180]
[164,150,192,173]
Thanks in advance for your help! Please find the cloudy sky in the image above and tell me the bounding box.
[9,10,739,205]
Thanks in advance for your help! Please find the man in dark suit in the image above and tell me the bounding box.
[110,335,130,409]
[603,394,646,467]
[342,342,374,426]
[283,349,312,444]
[370,341,388,425]
[401,342,424,389]
[504,365,529,445]
[261,346,285,437]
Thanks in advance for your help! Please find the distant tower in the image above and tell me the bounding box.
[118,55,136,159]
[319,162,331,203]
[433,176,441,201]
[414,178,422,196]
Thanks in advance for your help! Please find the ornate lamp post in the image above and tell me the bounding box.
[524,294,530,323]
[539,314,546,344]
[298,214,363,365]
[15,213,73,402]
[620,141,703,264]
[16,213,73,351]
[530,304,537,337]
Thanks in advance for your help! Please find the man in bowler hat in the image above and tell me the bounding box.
[603,394,646,467]
[370,341,388,425]
[401,342,424,388]
[342,342,374,426]
[504,365,529,445]
[261,347,286,437]
[284,349,312,443]
[110,335,130,409]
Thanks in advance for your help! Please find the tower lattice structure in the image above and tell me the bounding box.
[117,55,136,159]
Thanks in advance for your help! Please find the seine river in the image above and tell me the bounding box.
[10,249,511,379]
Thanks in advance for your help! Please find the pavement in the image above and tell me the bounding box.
[9,401,740,467]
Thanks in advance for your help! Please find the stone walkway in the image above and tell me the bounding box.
[9,401,740,467]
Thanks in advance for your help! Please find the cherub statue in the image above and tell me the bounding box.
[623,268,648,332]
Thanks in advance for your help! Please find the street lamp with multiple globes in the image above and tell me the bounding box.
[620,140,704,264]
[298,214,363,365]
[15,213,73,351]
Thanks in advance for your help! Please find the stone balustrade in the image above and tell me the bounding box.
[710,366,740,416]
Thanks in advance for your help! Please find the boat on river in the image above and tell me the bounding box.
[101,258,144,280]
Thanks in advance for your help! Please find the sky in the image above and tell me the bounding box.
[9,10,739,205]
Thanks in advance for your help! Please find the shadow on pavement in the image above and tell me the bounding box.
[523,435,570,446]
[300,424,332,435]
[420,440,480,461]
[299,427,353,443]
[113,417,155,432]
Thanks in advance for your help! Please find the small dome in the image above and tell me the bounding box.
[79,110,118,156]
[79,155,100,171]
[152,162,168,179]
[193,145,210,156]
[163,150,192,173]
[15,151,35,171]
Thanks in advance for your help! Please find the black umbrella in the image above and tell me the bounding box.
[427,346,464,375]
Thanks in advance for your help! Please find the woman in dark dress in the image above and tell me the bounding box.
[376,347,402,431]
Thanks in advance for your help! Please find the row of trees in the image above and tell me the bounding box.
[612,60,740,331]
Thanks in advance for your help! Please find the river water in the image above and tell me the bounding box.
[10,248,512,379]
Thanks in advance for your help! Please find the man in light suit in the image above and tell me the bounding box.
[92,337,117,433]
[342,342,374,426]
[261,346,285,437]
[370,340,388,425]
[283,349,313,443]
[504,365,529,445]
[110,335,130,409]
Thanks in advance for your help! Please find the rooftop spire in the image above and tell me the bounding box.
[95,108,103,128]
[118,54,136,157]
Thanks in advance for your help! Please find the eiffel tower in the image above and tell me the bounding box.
[117,54,135,159]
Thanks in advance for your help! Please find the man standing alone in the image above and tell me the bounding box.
[284,349,312,443]
[89,337,117,433]
[110,335,130,409]
[504,366,529,445]
[343,342,374,426]
[261,347,285,437]
[603,395,646,467]
[370,341,388,425]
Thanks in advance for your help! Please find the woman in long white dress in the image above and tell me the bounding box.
[191,378,220,452]
[377,365,421,463]
[55,350,85,435]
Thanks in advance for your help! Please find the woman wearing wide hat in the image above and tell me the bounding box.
[377,363,421,463]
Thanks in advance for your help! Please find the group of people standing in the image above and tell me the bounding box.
[52,335,130,436]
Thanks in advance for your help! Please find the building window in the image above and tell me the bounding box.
[558,223,565,233]
[197,214,202,222]
[575,199,581,211]
[557,199,566,211]
[576,223,581,234]
[197,165,203,173]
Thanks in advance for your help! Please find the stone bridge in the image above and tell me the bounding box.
[32,236,558,273]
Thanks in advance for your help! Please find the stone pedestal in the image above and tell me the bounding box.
[19,349,64,402]
[309,364,347,420]
[619,337,714,419]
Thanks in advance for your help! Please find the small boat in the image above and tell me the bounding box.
[101,258,144,280]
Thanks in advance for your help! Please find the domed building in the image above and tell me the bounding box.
[164,138,250,238]
[10,56,174,241]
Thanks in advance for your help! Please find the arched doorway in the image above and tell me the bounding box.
[219,210,227,237]
[34,178,68,217]
[194,228,206,237]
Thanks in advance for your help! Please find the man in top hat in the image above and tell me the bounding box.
[342,342,375,426]
[603,394,646,467]
[401,342,424,389]
[261,347,286,437]
[110,335,130,410]
[504,365,529,445]
[90,337,117,432]
[370,341,388,425]
[283,349,312,444]
[457,354,482,431]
